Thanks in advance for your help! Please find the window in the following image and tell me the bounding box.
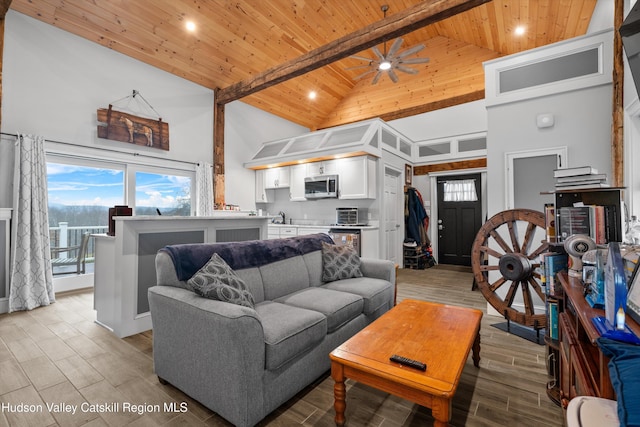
[47,161,125,275]
[135,171,191,216]
[443,179,478,202]
[46,153,194,275]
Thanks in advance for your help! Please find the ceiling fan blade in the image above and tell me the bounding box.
[387,38,404,57]
[401,57,430,64]
[397,44,425,58]
[371,71,383,85]
[349,55,375,62]
[354,69,376,80]
[372,45,386,61]
[388,69,399,83]
[397,65,419,74]
[345,64,374,71]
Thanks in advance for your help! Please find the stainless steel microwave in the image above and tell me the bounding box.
[304,175,338,199]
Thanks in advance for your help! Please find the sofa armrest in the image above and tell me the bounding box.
[360,258,396,284]
[148,285,266,426]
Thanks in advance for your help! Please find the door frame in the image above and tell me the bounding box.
[429,168,487,264]
[383,163,404,265]
[504,147,567,209]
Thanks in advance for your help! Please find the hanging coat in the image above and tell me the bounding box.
[405,188,429,246]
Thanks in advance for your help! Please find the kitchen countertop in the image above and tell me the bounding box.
[268,223,378,230]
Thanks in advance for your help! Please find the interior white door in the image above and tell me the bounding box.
[384,167,402,264]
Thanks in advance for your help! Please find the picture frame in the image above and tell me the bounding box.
[627,260,640,325]
[405,164,412,185]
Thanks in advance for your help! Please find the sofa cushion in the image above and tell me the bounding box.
[234,267,265,303]
[321,241,363,282]
[260,256,311,301]
[254,301,327,371]
[303,250,324,287]
[275,288,363,333]
[187,253,255,308]
[321,277,392,315]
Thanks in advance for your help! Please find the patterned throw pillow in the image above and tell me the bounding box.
[321,241,363,282]
[187,253,255,308]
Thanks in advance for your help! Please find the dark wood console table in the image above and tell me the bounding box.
[557,271,640,406]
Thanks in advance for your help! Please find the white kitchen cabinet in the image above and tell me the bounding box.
[289,164,307,201]
[268,225,297,240]
[336,156,377,199]
[267,225,281,239]
[296,227,330,236]
[278,226,297,237]
[307,160,337,176]
[265,166,290,189]
[255,170,272,203]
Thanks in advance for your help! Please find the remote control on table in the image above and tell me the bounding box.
[389,354,427,371]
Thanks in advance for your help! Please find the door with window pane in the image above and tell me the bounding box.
[47,162,124,275]
[437,173,482,266]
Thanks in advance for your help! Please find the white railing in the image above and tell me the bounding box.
[49,223,107,261]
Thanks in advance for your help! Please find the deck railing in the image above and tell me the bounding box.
[49,223,107,263]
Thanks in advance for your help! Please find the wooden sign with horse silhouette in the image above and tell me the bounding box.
[97,105,169,150]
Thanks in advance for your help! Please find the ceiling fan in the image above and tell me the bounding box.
[347,5,430,85]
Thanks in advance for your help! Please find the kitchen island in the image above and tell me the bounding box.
[93,214,270,337]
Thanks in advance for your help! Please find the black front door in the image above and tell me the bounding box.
[437,174,482,266]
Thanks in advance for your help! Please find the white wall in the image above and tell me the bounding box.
[390,100,488,143]
[1,10,214,206]
[0,11,307,213]
[486,85,613,216]
[389,100,488,201]
[225,101,308,210]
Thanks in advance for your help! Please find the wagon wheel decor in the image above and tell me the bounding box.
[471,209,549,329]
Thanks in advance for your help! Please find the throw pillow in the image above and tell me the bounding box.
[321,241,363,282]
[596,337,640,427]
[187,253,255,308]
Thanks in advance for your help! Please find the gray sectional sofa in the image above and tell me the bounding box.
[148,233,396,427]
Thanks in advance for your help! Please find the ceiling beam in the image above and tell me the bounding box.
[216,0,492,105]
[612,0,624,187]
[414,159,487,175]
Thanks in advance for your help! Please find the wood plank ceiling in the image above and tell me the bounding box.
[10,0,598,130]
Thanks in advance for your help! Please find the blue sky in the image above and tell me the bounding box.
[47,163,190,208]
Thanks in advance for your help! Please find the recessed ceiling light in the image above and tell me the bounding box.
[186,21,196,32]
[514,26,525,36]
[308,91,317,100]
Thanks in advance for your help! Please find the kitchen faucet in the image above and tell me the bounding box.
[278,211,286,224]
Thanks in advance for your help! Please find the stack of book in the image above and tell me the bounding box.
[554,166,608,190]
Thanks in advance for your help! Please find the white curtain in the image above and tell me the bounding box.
[443,179,478,202]
[195,162,215,216]
[10,134,54,312]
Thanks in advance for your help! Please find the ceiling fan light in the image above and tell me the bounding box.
[379,61,392,71]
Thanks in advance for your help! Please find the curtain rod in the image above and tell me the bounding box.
[0,132,200,166]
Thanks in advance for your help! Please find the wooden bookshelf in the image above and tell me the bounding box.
[557,271,640,407]
[553,188,624,243]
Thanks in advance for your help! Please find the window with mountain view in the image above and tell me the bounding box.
[135,171,191,216]
[47,162,125,275]
[46,160,193,275]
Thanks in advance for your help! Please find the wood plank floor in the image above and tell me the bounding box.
[0,266,564,426]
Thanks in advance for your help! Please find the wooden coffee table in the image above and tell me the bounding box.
[330,299,482,427]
